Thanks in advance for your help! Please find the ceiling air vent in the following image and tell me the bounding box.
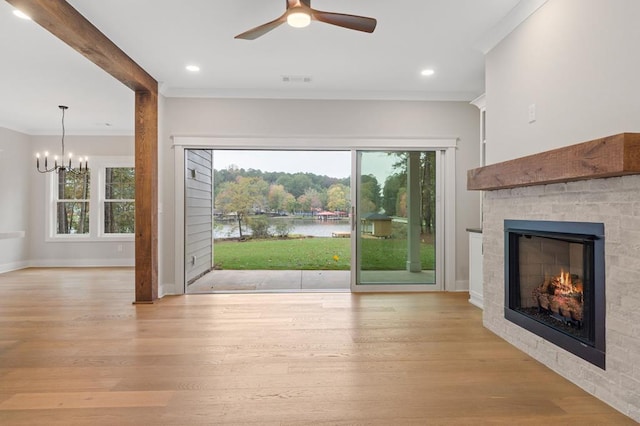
[281,75,313,84]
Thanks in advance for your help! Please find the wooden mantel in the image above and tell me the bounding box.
[467,133,640,191]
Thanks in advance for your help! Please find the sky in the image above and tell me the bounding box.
[213,150,400,185]
[214,150,350,179]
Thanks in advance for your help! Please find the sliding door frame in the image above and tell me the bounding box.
[172,136,457,295]
[350,149,453,292]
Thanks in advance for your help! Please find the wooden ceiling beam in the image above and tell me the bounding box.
[5,0,157,93]
[6,0,159,302]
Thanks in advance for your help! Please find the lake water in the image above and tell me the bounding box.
[214,218,350,239]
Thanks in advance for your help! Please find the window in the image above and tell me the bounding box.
[56,169,90,234]
[104,167,135,234]
[48,157,134,241]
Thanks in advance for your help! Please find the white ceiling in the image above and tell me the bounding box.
[0,0,544,135]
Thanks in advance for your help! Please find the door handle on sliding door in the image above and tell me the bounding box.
[351,206,356,231]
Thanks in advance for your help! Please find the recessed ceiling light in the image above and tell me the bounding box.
[421,69,435,77]
[13,9,32,20]
[186,65,200,72]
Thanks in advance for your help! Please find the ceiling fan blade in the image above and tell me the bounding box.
[311,10,377,33]
[235,14,287,40]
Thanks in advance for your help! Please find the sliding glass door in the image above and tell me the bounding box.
[351,150,442,291]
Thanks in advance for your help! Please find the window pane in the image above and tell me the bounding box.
[104,201,135,233]
[105,167,135,199]
[56,202,90,234]
[58,169,90,199]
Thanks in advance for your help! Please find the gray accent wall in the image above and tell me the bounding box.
[185,149,213,284]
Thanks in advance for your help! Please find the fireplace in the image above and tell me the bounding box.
[504,220,605,369]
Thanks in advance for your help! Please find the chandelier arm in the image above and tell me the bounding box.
[35,105,87,175]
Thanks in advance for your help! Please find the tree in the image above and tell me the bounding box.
[326,183,350,212]
[382,173,405,216]
[57,169,90,234]
[360,174,381,214]
[104,167,135,233]
[389,152,436,234]
[396,187,407,217]
[215,176,268,239]
[277,173,315,198]
[268,184,290,214]
[303,188,325,211]
[283,193,297,214]
[297,193,312,213]
[296,188,325,214]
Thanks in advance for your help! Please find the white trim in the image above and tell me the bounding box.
[161,88,479,102]
[435,150,446,290]
[475,0,549,54]
[469,289,484,309]
[444,147,457,291]
[0,260,30,274]
[159,281,179,298]
[29,258,134,267]
[174,146,186,295]
[45,156,135,242]
[349,151,357,290]
[470,94,486,110]
[172,136,458,150]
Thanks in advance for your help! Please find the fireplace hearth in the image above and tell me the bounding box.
[504,220,605,369]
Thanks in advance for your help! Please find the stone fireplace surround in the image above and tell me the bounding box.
[468,134,640,421]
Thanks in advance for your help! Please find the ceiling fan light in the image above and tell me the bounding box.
[287,11,311,28]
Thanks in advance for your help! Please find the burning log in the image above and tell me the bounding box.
[532,270,583,325]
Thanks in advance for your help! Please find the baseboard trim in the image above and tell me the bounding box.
[0,260,30,274]
[29,259,135,268]
[469,290,484,309]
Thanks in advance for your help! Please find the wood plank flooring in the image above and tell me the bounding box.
[0,268,634,425]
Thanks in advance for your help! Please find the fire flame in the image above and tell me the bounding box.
[554,269,583,295]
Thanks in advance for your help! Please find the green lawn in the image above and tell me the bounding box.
[213,237,435,270]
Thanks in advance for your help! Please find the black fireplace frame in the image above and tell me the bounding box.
[504,219,606,369]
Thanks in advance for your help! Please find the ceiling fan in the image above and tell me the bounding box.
[235,0,377,40]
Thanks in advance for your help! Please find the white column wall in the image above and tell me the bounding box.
[0,127,31,272]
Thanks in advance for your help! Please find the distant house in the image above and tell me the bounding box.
[361,213,392,238]
[316,211,337,221]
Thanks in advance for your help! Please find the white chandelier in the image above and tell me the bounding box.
[35,105,88,174]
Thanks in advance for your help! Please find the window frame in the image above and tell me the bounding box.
[51,168,91,239]
[47,156,135,242]
[100,165,136,237]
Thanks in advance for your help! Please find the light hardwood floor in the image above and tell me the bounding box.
[0,268,634,425]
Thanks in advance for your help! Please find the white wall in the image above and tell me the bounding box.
[485,0,640,164]
[28,135,135,266]
[0,127,31,272]
[161,98,480,293]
